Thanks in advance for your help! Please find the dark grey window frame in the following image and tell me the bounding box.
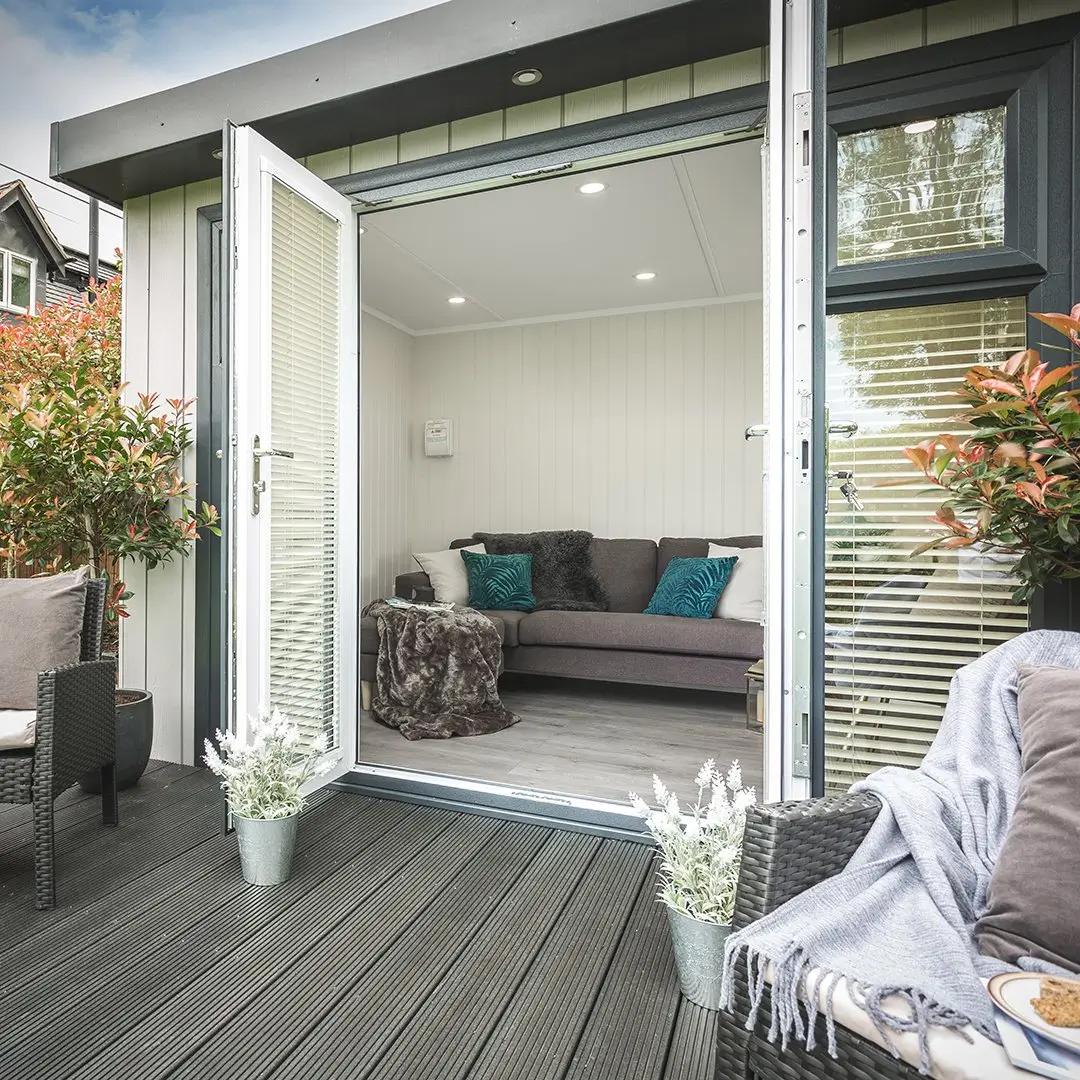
[825,45,1073,310]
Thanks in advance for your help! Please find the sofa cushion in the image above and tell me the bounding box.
[478,610,528,648]
[360,612,506,654]
[657,535,762,581]
[516,610,764,660]
[0,709,36,751]
[975,664,1080,972]
[644,556,737,619]
[589,539,657,613]
[0,569,89,710]
[462,551,536,611]
[708,543,765,622]
[412,543,484,605]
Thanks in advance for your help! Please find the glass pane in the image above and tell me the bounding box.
[268,179,341,753]
[836,108,1005,265]
[10,257,31,310]
[0,254,6,304]
[823,297,1028,793]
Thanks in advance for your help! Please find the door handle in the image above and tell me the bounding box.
[252,435,294,515]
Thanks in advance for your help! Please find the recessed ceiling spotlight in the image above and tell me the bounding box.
[511,68,543,87]
[903,119,937,134]
[447,296,467,305]
[358,225,367,234]
[634,271,657,281]
[578,181,606,195]
[211,148,223,160]
[870,240,895,252]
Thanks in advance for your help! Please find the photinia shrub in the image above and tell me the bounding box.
[903,304,1080,601]
[0,265,217,621]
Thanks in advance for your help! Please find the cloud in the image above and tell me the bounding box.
[0,0,445,250]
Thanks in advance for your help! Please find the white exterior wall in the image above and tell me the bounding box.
[122,0,1080,763]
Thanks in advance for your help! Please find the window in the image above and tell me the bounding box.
[836,107,1006,265]
[0,250,36,314]
[823,297,1029,793]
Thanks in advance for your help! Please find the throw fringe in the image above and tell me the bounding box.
[721,943,976,1076]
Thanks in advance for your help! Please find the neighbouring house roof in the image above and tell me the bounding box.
[44,251,118,309]
[0,180,70,273]
[49,0,956,207]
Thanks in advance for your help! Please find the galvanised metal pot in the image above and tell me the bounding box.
[232,811,299,885]
[667,906,732,1010]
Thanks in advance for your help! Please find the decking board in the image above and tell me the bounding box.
[0,763,719,1080]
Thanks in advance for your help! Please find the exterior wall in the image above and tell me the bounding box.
[405,300,764,556]
[120,178,221,763]
[121,0,1080,763]
[0,209,50,323]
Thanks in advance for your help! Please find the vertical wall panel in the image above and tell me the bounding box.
[450,111,505,151]
[926,0,1015,42]
[141,187,187,764]
[119,196,151,697]
[404,300,763,558]
[350,137,399,173]
[692,51,765,95]
[842,11,926,62]
[306,148,352,179]
[399,125,450,162]
[626,65,693,112]
[563,83,625,126]
[360,313,412,604]
[504,98,563,140]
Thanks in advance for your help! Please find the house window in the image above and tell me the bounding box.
[1,251,36,314]
[823,296,1029,793]
[835,107,1006,265]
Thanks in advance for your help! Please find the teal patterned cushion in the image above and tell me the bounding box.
[644,556,737,619]
[461,551,536,612]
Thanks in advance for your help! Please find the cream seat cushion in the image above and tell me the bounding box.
[768,968,1024,1080]
[0,709,37,750]
[707,542,764,622]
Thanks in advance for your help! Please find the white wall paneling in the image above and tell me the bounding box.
[360,314,413,606]
[405,300,764,556]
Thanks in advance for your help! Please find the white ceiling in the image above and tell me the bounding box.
[359,137,763,335]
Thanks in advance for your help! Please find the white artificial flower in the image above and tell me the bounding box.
[695,759,717,788]
[726,760,743,793]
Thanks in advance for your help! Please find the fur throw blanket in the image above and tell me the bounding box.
[473,530,609,611]
[363,601,519,740]
[721,630,1080,1074]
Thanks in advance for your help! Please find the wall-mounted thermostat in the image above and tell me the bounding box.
[424,418,454,457]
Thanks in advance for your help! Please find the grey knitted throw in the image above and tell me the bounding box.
[720,629,1080,1074]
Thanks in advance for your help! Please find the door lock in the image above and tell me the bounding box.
[251,435,294,515]
[830,471,864,513]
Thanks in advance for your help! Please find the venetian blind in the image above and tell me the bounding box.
[823,297,1029,793]
[836,107,1005,265]
[268,179,342,751]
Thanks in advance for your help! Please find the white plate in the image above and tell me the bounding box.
[989,973,1080,1055]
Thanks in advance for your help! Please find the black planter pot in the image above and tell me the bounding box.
[80,689,154,793]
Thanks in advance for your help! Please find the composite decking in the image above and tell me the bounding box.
[0,762,719,1080]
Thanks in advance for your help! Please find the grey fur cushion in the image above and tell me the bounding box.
[473,530,609,612]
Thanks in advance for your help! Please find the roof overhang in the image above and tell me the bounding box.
[50,0,953,207]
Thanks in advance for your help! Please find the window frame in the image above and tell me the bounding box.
[0,249,37,316]
[825,46,1073,312]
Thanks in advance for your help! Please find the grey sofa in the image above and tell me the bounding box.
[360,535,763,695]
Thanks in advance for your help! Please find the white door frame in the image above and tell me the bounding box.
[763,0,825,801]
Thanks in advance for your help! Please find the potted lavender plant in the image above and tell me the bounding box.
[630,759,756,1009]
[204,710,338,885]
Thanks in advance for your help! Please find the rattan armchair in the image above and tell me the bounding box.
[0,578,117,909]
[716,792,923,1080]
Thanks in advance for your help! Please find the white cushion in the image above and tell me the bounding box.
[708,543,764,622]
[0,709,36,750]
[771,968,1025,1080]
[412,544,486,605]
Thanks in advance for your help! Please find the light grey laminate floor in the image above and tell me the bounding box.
[359,675,763,805]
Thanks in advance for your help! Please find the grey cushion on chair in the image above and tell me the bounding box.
[0,569,90,712]
[975,664,1080,973]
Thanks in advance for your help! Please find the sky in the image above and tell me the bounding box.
[0,0,445,256]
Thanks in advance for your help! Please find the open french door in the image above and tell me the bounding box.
[224,121,359,792]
